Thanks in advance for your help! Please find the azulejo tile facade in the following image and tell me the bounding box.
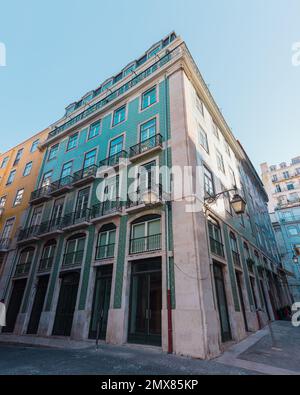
[0,32,292,359]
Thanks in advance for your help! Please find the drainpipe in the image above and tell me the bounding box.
[164,74,173,354]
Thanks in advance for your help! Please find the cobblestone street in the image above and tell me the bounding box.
[0,322,298,375]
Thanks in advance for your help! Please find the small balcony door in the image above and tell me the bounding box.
[51,198,64,225]
[30,207,43,228]
[2,218,14,240]
[138,161,156,193]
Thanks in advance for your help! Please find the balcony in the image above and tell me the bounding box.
[130,234,162,255]
[61,209,91,230]
[90,199,122,222]
[95,244,115,260]
[50,176,74,197]
[18,226,40,243]
[99,151,128,169]
[72,165,98,187]
[0,238,11,252]
[232,251,241,267]
[38,257,54,273]
[62,250,84,269]
[30,185,53,205]
[126,184,163,212]
[129,134,163,162]
[209,237,225,258]
[38,218,63,237]
[14,263,31,278]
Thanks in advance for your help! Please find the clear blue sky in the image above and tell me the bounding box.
[0,0,299,170]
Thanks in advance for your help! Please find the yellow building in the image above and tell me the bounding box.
[0,129,49,288]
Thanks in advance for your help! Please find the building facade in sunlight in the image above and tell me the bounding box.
[0,129,49,296]
[0,33,290,359]
[261,159,300,301]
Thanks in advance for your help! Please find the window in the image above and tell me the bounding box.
[13,189,24,206]
[212,122,219,139]
[31,139,40,153]
[83,149,97,169]
[229,167,236,188]
[41,171,53,187]
[287,226,299,236]
[63,234,86,267]
[275,184,281,193]
[113,106,126,126]
[196,95,204,116]
[1,157,9,169]
[30,206,43,227]
[96,224,116,260]
[142,87,157,110]
[130,215,161,254]
[208,219,224,257]
[216,150,225,173]
[61,161,73,179]
[67,133,79,151]
[15,247,35,276]
[2,218,14,240]
[109,136,124,157]
[123,64,136,77]
[137,54,147,67]
[283,171,290,179]
[224,140,231,157]
[23,162,33,177]
[198,125,209,153]
[0,196,7,208]
[204,166,215,197]
[102,79,113,91]
[39,240,57,271]
[140,118,156,142]
[48,144,59,161]
[230,232,241,266]
[13,148,23,166]
[6,170,16,185]
[148,46,160,58]
[114,72,123,84]
[272,175,278,182]
[88,121,101,140]
[287,183,295,191]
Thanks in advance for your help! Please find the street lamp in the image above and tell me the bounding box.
[205,187,247,215]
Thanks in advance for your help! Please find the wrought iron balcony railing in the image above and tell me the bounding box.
[18,225,40,242]
[0,238,11,251]
[72,165,98,184]
[30,185,53,203]
[38,257,54,273]
[62,250,84,268]
[95,244,115,260]
[38,218,63,235]
[130,234,161,255]
[91,199,122,219]
[50,175,74,193]
[232,251,241,267]
[209,237,225,258]
[99,151,128,168]
[62,209,91,228]
[127,184,163,209]
[129,134,163,158]
[14,263,31,277]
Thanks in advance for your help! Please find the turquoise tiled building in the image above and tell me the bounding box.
[1,33,291,359]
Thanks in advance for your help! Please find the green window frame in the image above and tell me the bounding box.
[141,87,157,110]
[88,121,101,140]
